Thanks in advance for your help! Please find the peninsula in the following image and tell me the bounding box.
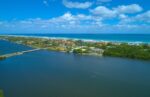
[0,35,150,60]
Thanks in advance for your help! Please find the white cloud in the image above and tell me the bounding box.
[0,18,149,34]
[135,11,150,23]
[62,0,93,9]
[0,12,104,33]
[61,12,75,21]
[119,10,150,24]
[114,4,143,14]
[91,4,143,19]
[90,6,116,18]
[119,14,128,19]
[0,8,149,34]
[50,12,96,26]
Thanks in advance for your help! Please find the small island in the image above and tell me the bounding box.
[0,35,150,60]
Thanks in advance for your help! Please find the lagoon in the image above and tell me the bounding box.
[0,40,150,97]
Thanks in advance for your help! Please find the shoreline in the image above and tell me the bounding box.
[0,34,149,44]
[0,35,150,60]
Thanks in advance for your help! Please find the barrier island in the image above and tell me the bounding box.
[0,35,150,60]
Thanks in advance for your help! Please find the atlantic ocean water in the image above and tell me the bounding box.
[14,34,150,43]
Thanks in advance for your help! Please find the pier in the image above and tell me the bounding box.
[0,49,41,58]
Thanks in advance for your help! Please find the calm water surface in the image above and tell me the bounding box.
[0,40,32,55]
[0,40,150,97]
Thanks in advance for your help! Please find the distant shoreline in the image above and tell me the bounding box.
[0,34,149,44]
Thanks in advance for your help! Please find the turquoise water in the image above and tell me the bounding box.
[0,40,150,97]
[12,34,150,43]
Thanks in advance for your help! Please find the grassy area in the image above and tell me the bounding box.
[0,90,4,97]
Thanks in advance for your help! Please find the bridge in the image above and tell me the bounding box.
[0,48,41,58]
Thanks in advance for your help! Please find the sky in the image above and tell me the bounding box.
[0,0,150,34]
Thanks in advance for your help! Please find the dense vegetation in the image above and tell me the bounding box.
[103,43,150,60]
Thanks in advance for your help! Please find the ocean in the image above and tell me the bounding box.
[11,34,150,43]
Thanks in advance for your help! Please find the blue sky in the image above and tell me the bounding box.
[0,0,150,34]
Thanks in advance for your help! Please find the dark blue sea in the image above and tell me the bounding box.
[10,34,150,43]
[0,40,150,97]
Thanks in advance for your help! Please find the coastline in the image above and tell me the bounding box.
[0,35,150,60]
[0,34,149,45]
